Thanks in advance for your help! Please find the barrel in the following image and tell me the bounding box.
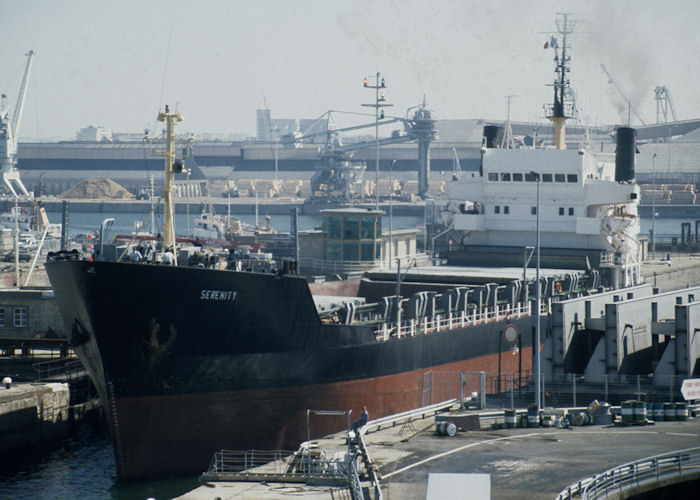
[653,403,664,422]
[527,407,539,428]
[621,401,634,423]
[633,401,646,423]
[504,409,517,429]
[676,402,689,421]
[572,412,590,426]
[436,421,457,436]
[664,402,676,421]
[592,404,612,425]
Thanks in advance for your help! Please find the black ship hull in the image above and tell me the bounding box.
[46,260,533,480]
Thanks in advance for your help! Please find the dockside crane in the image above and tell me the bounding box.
[654,86,677,123]
[284,102,436,201]
[0,50,34,198]
[600,63,646,126]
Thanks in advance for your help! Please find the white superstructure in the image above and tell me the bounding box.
[443,146,641,286]
[440,13,641,288]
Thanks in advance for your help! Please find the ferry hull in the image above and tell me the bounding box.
[46,260,533,480]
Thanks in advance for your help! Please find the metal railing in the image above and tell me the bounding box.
[373,302,532,341]
[556,446,700,500]
[33,358,86,382]
[201,448,350,485]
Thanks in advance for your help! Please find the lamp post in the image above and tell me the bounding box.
[362,73,393,210]
[652,153,657,259]
[530,171,541,410]
[389,160,395,268]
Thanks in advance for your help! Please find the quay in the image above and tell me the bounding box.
[0,340,101,457]
[178,401,700,499]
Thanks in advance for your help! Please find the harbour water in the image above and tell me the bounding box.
[0,424,198,500]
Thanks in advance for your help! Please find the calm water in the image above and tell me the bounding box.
[0,424,199,500]
[46,210,426,239]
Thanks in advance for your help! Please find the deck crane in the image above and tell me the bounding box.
[600,63,646,126]
[0,50,34,198]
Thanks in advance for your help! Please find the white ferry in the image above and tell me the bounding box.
[441,14,641,288]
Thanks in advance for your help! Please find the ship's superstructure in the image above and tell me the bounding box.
[442,15,641,288]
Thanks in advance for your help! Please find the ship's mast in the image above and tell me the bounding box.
[156,105,183,263]
[545,13,576,150]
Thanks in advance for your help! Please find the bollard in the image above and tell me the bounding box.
[2,376,11,389]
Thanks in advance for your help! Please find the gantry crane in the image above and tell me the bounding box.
[0,50,35,198]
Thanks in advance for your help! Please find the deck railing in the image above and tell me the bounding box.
[373,302,532,341]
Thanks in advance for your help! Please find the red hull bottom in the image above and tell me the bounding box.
[111,348,532,480]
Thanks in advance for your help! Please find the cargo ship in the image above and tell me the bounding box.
[45,106,538,480]
[44,16,632,481]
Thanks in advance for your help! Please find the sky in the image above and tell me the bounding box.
[2,0,700,141]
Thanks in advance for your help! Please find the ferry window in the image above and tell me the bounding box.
[559,207,565,216]
[569,207,575,216]
[361,241,374,261]
[343,242,359,262]
[360,217,375,239]
[555,174,566,182]
[488,173,498,181]
[525,173,537,182]
[531,206,537,215]
[567,174,578,183]
[504,206,510,214]
[327,217,342,239]
[494,205,500,214]
[0,308,4,327]
[326,241,341,261]
[13,307,27,328]
[343,217,360,240]
[500,173,511,181]
[542,173,553,182]
[512,173,523,181]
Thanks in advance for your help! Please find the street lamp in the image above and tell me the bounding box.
[389,160,396,268]
[362,73,393,210]
[651,153,657,259]
[530,170,541,410]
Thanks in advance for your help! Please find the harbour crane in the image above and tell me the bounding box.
[282,104,436,201]
[654,86,677,123]
[0,50,34,198]
[600,63,646,126]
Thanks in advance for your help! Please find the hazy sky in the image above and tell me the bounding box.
[3,0,699,140]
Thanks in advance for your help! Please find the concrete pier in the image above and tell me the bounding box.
[0,381,99,454]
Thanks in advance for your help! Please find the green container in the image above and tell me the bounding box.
[621,400,634,423]
[676,402,689,421]
[504,409,517,429]
[663,402,676,421]
[633,401,646,423]
[653,403,664,422]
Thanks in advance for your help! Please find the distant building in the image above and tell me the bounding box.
[76,125,112,142]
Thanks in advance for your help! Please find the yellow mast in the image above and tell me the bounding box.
[156,105,183,264]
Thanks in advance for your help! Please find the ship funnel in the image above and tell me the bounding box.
[615,127,636,182]
[482,126,503,149]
